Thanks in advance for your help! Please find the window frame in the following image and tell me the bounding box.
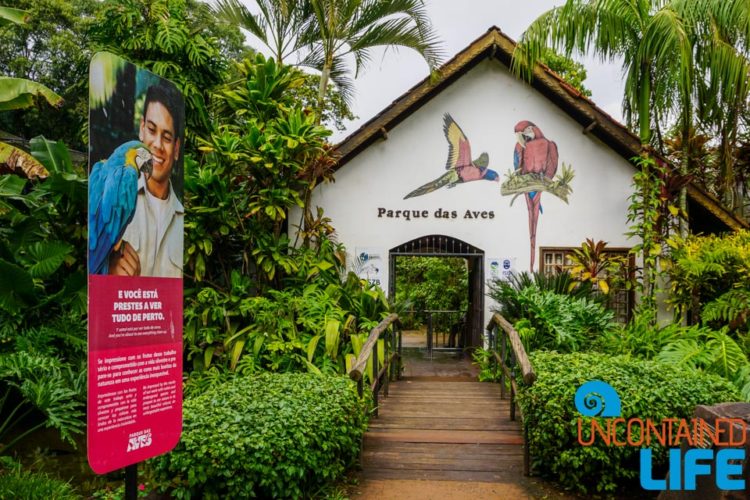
[539,246,636,323]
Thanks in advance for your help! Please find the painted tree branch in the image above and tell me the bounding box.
[500,163,574,204]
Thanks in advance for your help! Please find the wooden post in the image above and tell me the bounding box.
[397,327,402,379]
[372,341,379,417]
[383,329,390,398]
[390,323,401,381]
[500,330,507,399]
[427,312,433,359]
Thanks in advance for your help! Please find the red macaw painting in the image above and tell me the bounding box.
[501,120,574,272]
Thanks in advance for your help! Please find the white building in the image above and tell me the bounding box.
[296,27,746,348]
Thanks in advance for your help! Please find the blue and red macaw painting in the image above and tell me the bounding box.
[404,114,499,199]
[502,120,575,272]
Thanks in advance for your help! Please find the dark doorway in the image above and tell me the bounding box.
[389,235,485,353]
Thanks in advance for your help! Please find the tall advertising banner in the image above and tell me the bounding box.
[87,52,184,474]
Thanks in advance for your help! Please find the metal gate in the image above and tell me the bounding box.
[389,235,485,351]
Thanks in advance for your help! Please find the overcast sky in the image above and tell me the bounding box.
[226,1,626,142]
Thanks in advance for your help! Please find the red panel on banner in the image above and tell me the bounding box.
[87,275,182,474]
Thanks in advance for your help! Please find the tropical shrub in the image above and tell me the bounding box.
[520,351,739,495]
[0,126,87,452]
[395,256,468,329]
[490,277,615,353]
[666,231,750,329]
[0,463,78,500]
[489,271,598,323]
[472,347,501,382]
[152,372,367,499]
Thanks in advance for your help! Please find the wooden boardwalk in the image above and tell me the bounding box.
[361,376,525,482]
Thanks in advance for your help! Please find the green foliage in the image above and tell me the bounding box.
[501,287,616,353]
[666,230,750,329]
[488,271,598,323]
[395,257,467,328]
[185,54,332,289]
[90,0,237,142]
[539,49,591,97]
[186,269,391,375]
[520,351,739,495]
[472,347,500,382]
[152,372,368,499]
[0,0,98,150]
[0,457,78,499]
[0,351,85,453]
[0,142,86,335]
[626,156,682,323]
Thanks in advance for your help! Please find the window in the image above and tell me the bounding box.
[540,247,634,323]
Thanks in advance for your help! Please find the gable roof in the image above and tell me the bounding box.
[335,26,747,232]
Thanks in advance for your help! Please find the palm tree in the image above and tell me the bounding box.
[212,0,311,65]
[512,0,696,150]
[690,0,750,213]
[214,0,443,120]
[512,0,699,319]
[301,0,443,117]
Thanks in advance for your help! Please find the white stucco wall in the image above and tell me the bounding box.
[294,59,640,326]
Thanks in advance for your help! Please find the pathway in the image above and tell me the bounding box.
[349,350,573,499]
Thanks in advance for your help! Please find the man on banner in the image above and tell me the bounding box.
[109,83,184,278]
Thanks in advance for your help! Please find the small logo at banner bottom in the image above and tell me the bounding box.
[127,429,153,452]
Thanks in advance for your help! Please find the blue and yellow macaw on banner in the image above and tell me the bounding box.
[89,140,153,274]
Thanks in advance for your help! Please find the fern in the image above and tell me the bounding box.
[657,339,712,369]
[702,289,750,325]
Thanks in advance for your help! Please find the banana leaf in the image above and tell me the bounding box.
[0,142,49,179]
[0,7,29,26]
[0,77,63,111]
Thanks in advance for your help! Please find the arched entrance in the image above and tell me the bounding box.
[389,235,484,351]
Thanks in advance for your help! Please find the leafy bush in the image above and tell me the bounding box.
[153,372,368,499]
[489,271,598,322]
[495,286,615,352]
[472,347,501,382]
[394,256,468,329]
[666,230,750,329]
[520,352,739,495]
[0,459,77,499]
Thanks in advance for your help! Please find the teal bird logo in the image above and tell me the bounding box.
[89,140,153,274]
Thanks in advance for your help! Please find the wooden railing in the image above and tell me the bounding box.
[485,312,536,476]
[348,313,402,416]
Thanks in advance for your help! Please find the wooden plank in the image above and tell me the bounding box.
[368,417,520,431]
[360,468,520,483]
[358,377,527,484]
[363,445,523,458]
[362,456,523,472]
[364,430,524,445]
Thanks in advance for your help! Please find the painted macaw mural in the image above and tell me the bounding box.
[501,121,574,271]
[404,114,575,272]
[404,114,499,199]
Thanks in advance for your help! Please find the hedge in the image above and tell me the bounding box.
[519,351,739,495]
[153,372,367,499]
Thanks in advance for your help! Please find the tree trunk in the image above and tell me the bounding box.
[679,117,690,238]
[638,68,654,320]
[315,64,330,126]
